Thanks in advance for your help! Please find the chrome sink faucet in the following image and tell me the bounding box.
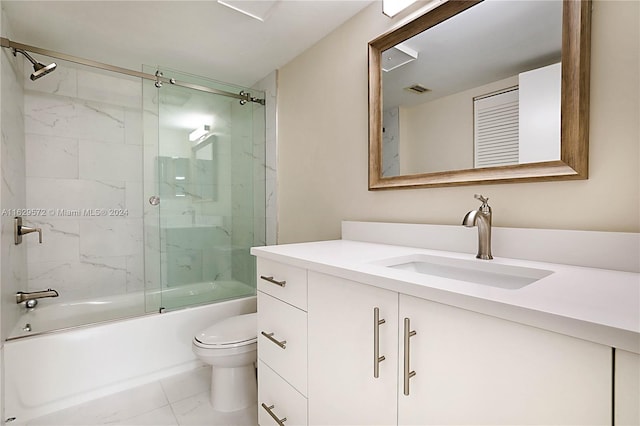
[462,194,493,260]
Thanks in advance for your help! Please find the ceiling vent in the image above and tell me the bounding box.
[405,84,431,94]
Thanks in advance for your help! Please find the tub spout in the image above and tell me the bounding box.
[16,288,59,304]
[462,194,493,260]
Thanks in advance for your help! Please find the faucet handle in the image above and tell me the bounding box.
[474,194,489,205]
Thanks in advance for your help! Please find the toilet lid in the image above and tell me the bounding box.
[194,312,257,347]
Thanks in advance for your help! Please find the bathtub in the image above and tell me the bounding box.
[8,280,255,339]
[4,290,257,424]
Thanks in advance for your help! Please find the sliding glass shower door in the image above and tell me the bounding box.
[143,67,265,312]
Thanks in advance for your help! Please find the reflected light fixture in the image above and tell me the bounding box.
[382,0,419,17]
[217,0,278,22]
[189,125,211,142]
[381,43,418,72]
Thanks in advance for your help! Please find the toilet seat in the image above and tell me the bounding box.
[194,312,257,348]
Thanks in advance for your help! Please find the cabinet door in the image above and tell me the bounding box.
[308,272,398,425]
[399,294,611,425]
[615,349,640,425]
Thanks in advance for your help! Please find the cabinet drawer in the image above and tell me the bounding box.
[258,291,308,396]
[258,360,308,426]
[257,258,307,310]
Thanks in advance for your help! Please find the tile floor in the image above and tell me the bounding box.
[25,366,258,426]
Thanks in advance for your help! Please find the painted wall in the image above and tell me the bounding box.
[277,0,640,243]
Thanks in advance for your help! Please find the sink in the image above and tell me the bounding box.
[378,254,553,290]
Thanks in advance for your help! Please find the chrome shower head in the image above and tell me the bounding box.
[13,48,57,81]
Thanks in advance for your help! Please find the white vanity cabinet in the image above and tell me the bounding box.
[307,272,612,425]
[307,271,398,425]
[399,293,611,425]
[256,258,308,426]
[615,349,640,425]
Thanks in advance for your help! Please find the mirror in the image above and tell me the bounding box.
[368,0,591,189]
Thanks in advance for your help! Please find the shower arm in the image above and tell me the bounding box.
[0,37,265,105]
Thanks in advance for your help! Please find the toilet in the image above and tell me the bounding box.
[192,312,257,412]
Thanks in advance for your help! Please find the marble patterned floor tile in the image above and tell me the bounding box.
[26,382,169,426]
[110,405,178,426]
[170,391,257,426]
[159,364,210,404]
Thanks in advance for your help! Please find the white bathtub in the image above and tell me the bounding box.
[4,293,257,424]
[9,280,254,339]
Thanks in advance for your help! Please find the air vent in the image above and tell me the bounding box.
[405,84,430,94]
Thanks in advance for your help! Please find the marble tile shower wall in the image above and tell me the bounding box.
[23,63,144,302]
[0,22,28,339]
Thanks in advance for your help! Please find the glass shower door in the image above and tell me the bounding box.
[144,67,265,312]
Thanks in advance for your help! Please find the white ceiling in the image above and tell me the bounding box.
[2,0,373,88]
[383,0,563,108]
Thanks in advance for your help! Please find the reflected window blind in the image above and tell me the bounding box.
[474,88,519,168]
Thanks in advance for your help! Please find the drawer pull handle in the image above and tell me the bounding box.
[260,275,286,287]
[373,307,386,378]
[261,403,287,425]
[403,317,417,396]
[261,331,287,349]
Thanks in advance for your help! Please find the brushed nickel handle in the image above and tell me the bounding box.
[373,307,386,378]
[261,331,287,349]
[261,403,287,425]
[403,317,417,396]
[260,275,286,287]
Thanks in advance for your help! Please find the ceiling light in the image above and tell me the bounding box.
[217,0,278,22]
[381,43,418,72]
[189,125,211,142]
[383,0,419,18]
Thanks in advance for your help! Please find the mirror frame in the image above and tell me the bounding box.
[368,0,591,189]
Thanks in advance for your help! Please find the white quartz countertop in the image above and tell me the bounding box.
[251,239,640,354]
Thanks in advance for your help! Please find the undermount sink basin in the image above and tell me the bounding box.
[378,254,553,290]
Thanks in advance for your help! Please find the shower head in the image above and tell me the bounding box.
[13,48,57,81]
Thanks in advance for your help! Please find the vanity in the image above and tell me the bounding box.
[252,222,640,426]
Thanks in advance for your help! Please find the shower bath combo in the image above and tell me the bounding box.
[0,35,267,338]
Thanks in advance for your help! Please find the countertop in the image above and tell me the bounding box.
[251,239,640,354]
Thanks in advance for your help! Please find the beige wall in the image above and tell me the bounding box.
[401,75,518,174]
[277,0,640,243]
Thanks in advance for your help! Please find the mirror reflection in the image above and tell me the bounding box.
[381,0,563,177]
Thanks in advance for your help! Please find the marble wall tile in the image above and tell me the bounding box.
[24,62,77,98]
[79,140,142,182]
[27,257,127,301]
[25,218,79,263]
[125,108,143,145]
[382,107,400,177]
[25,93,125,144]
[79,218,143,258]
[125,181,144,218]
[165,249,203,286]
[125,254,145,293]
[25,133,78,179]
[1,39,28,340]
[26,177,125,213]
[77,69,141,109]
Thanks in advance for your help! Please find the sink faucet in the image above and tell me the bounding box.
[462,194,493,260]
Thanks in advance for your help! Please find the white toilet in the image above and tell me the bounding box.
[192,312,257,412]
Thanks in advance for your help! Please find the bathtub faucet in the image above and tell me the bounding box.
[16,288,59,306]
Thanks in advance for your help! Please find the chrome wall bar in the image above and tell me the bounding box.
[0,37,264,104]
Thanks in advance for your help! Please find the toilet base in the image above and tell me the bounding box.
[210,364,257,412]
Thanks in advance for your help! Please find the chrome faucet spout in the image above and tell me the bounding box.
[462,194,493,260]
[16,288,59,304]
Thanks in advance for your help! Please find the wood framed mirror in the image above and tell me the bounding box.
[368,0,591,189]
